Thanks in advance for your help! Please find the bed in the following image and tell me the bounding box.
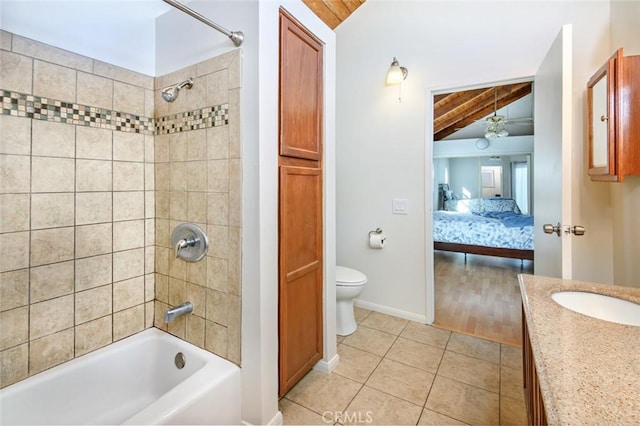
[433,197,534,261]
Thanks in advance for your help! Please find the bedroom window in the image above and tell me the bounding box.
[512,162,529,214]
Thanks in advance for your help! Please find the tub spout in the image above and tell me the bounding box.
[165,302,193,323]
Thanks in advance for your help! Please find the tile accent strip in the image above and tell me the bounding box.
[0,89,229,135]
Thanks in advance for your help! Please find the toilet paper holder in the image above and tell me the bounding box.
[368,228,383,237]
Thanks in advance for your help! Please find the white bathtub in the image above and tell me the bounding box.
[0,328,241,425]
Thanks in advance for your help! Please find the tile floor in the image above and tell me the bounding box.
[280,308,527,425]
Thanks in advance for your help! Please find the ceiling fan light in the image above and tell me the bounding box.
[485,130,497,139]
[498,129,509,137]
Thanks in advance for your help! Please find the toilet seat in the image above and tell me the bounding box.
[336,266,367,286]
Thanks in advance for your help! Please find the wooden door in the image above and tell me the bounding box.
[278,8,324,397]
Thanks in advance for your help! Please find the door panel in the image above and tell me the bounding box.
[533,24,573,278]
[279,10,323,161]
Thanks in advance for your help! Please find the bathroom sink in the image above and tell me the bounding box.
[551,291,640,326]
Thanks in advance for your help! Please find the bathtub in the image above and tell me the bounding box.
[0,328,241,425]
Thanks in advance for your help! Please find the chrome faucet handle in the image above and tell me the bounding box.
[174,237,197,258]
[171,223,209,262]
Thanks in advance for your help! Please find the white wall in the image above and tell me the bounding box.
[336,0,614,320]
[450,157,480,199]
[610,0,640,288]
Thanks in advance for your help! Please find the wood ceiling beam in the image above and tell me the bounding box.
[303,0,366,29]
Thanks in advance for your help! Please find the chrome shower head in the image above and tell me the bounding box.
[161,78,194,103]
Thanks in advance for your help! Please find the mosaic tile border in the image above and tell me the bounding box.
[0,90,229,135]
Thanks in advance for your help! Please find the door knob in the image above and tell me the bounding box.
[571,225,585,236]
[543,223,562,237]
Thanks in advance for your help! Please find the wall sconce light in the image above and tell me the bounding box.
[386,57,408,85]
[386,57,408,102]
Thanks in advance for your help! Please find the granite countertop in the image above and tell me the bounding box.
[518,274,640,425]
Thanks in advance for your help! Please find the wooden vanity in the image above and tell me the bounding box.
[519,274,640,425]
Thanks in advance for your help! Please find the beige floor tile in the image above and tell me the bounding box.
[337,334,345,344]
[438,351,500,393]
[285,370,362,415]
[279,398,327,425]
[341,325,396,356]
[500,394,528,425]
[385,337,444,373]
[425,376,499,426]
[365,358,434,405]
[334,343,381,383]
[354,306,372,323]
[501,345,523,370]
[500,365,524,400]
[401,321,451,348]
[418,408,468,425]
[446,332,501,364]
[343,386,422,425]
[360,311,408,336]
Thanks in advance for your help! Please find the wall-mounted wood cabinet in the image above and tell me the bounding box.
[587,48,640,182]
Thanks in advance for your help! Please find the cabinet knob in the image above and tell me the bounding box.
[600,115,608,122]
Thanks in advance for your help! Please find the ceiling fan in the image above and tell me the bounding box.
[483,87,532,139]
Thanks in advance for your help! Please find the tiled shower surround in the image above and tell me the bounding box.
[0,31,241,388]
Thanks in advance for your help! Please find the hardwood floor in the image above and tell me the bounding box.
[433,250,533,347]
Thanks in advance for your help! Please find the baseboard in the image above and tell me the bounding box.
[313,353,340,374]
[354,299,428,324]
[266,411,283,426]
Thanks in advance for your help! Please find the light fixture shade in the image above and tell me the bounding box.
[386,57,408,85]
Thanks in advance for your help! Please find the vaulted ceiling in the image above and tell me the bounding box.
[303,0,367,29]
[433,82,533,141]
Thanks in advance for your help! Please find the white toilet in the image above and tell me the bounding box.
[336,266,368,336]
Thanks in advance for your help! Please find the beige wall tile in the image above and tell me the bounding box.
[155,163,169,191]
[187,160,207,192]
[155,246,170,279]
[169,191,187,221]
[205,320,227,358]
[30,295,74,340]
[186,129,207,161]
[33,60,76,102]
[31,193,75,229]
[186,259,207,287]
[113,81,145,117]
[228,51,241,90]
[0,343,28,388]
[155,217,169,248]
[185,76,207,110]
[155,135,169,163]
[0,30,12,51]
[145,301,154,329]
[145,190,155,219]
[167,312,186,339]
[76,126,112,160]
[29,328,74,375]
[113,191,144,221]
[32,120,75,158]
[113,304,144,341]
[113,248,144,282]
[12,35,93,73]
[0,269,28,311]
[113,220,144,252]
[75,254,112,291]
[0,232,29,273]
[168,278,186,306]
[207,159,229,193]
[229,89,241,159]
[170,162,187,191]
[186,315,205,348]
[144,135,154,164]
[145,247,154,275]
[207,256,229,293]
[93,60,154,91]
[75,316,112,357]
[145,219,155,246]
[206,126,229,160]
[144,274,155,302]
[1,51,33,93]
[229,159,241,227]
[154,300,168,331]
[206,70,229,106]
[227,295,241,364]
[75,284,112,325]
[207,225,228,259]
[76,223,112,258]
[77,72,113,110]
[144,90,155,119]
[113,276,144,312]
[155,273,169,303]
[30,227,74,266]
[31,157,74,193]
[228,227,241,296]
[0,194,30,233]
[169,133,187,162]
[113,132,145,162]
[207,193,228,226]
[168,246,186,279]
[30,261,74,303]
[185,283,206,317]
[76,159,112,192]
[76,192,112,225]
[0,115,31,155]
[113,161,144,191]
[0,307,28,350]
[0,154,30,193]
[205,289,228,326]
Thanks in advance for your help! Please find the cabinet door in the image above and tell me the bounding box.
[587,51,619,181]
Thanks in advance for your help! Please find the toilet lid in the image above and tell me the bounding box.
[336,266,367,286]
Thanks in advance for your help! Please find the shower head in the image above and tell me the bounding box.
[161,78,194,103]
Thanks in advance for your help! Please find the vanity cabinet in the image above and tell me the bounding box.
[587,48,640,182]
[522,305,548,425]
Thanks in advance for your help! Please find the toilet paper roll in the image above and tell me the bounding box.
[369,233,386,249]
